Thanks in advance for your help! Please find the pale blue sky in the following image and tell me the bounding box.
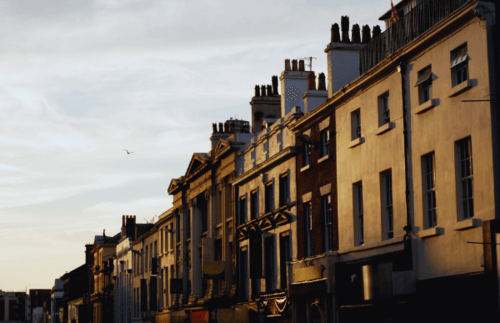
[0,0,387,291]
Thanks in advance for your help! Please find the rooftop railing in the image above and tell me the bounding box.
[359,0,472,75]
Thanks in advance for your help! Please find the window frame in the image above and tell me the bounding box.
[304,202,312,257]
[456,137,474,220]
[353,182,364,246]
[239,195,247,225]
[279,173,290,207]
[351,109,361,140]
[303,142,311,167]
[422,152,437,228]
[450,44,468,87]
[250,189,259,220]
[378,92,390,126]
[322,194,333,252]
[416,66,432,104]
[380,170,394,240]
[265,181,274,214]
[320,129,330,158]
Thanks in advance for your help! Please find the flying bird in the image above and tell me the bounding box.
[123,149,134,155]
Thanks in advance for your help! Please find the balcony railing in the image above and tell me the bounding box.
[360,0,472,74]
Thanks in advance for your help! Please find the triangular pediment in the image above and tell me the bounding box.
[185,153,210,177]
[259,217,274,231]
[214,139,231,157]
[247,222,260,233]
[237,226,247,241]
[168,177,183,194]
[274,212,291,226]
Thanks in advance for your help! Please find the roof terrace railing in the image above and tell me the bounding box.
[360,0,472,75]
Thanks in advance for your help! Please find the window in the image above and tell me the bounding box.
[199,194,208,233]
[186,210,191,239]
[380,171,393,239]
[264,235,276,293]
[379,93,390,126]
[169,224,174,250]
[304,202,312,257]
[279,174,289,207]
[239,195,247,225]
[320,129,330,157]
[416,66,432,104]
[154,241,157,257]
[164,268,168,308]
[457,137,473,219]
[422,153,437,228]
[175,215,180,243]
[251,190,259,219]
[239,248,248,300]
[216,188,223,225]
[265,182,273,214]
[351,109,361,140]
[322,195,333,252]
[353,182,364,246]
[303,142,311,166]
[279,233,290,290]
[451,44,468,87]
[145,246,148,270]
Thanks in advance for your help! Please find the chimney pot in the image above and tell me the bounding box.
[332,23,341,42]
[307,72,316,91]
[261,85,267,96]
[285,59,291,71]
[299,60,305,71]
[318,73,327,91]
[255,85,260,97]
[267,85,272,96]
[341,16,350,42]
[362,25,372,43]
[352,24,361,43]
[372,25,381,38]
[212,123,217,133]
[292,59,298,71]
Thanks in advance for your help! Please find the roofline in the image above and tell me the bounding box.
[293,0,475,132]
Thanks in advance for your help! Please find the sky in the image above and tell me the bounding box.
[0,0,387,291]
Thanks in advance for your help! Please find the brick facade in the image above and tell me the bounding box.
[296,111,338,258]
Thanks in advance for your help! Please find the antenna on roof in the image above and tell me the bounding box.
[302,57,317,71]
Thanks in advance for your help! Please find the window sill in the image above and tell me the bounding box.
[348,137,364,148]
[375,122,395,135]
[454,218,481,231]
[415,99,438,114]
[419,227,443,238]
[448,79,472,98]
[318,155,329,164]
[300,164,311,172]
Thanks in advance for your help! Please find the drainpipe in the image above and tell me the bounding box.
[398,61,413,270]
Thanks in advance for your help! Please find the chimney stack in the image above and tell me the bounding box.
[125,216,137,240]
[285,59,291,71]
[341,16,350,42]
[331,23,341,42]
[373,25,381,38]
[362,25,372,43]
[292,59,298,71]
[272,75,279,95]
[318,73,326,91]
[352,24,361,43]
[307,72,316,90]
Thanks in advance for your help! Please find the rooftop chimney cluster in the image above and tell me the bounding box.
[121,215,137,240]
[307,72,327,91]
[331,16,381,44]
[212,119,250,134]
[285,59,306,71]
[254,75,279,97]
